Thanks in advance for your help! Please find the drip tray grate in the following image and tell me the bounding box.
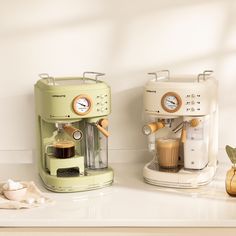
[148,162,182,173]
[57,167,80,177]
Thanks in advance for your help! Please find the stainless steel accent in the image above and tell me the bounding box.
[162,118,174,128]
[203,70,214,80]
[148,70,170,81]
[148,72,158,80]
[197,70,214,82]
[172,122,184,133]
[39,73,56,85]
[95,73,105,81]
[55,122,63,131]
[142,125,152,135]
[82,72,105,83]
[72,130,83,140]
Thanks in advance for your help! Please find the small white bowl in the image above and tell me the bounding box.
[3,185,28,201]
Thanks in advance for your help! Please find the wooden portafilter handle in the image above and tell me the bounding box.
[96,119,109,137]
[142,122,164,135]
[64,125,83,140]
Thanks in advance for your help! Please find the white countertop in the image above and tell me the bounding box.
[0,153,236,228]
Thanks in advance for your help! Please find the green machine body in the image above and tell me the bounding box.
[34,72,113,192]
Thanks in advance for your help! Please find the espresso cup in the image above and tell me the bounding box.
[156,138,179,169]
[53,140,75,158]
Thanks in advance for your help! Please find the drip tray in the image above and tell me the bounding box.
[57,167,80,177]
[148,162,182,173]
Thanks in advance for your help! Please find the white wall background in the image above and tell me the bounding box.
[0,0,236,161]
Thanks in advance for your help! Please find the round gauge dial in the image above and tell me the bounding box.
[73,95,92,115]
[161,92,182,113]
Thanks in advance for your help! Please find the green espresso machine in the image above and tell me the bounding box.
[34,72,113,192]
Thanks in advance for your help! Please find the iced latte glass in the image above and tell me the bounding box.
[156,138,179,169]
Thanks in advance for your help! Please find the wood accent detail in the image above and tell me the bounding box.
[72,94,93,116]
[161,92,182,113]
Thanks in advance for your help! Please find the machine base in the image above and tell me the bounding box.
[143,161,216,188]
[39,167,114,192]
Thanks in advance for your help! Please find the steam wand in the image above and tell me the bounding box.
[172,119,200,143]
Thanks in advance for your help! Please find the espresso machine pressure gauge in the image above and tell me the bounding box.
[161,92,182,113]
[73,95,92,115]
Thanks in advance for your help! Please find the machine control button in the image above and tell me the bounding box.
[191,94,195,98]
[191,107,195,112]
[100,95,107,99]
[191,101,195,105]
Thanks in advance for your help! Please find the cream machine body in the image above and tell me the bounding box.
[142,70,218,188]
[35,72,113,192]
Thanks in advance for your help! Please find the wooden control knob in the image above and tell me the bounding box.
[190,118,200,127]
[99,118,109,128]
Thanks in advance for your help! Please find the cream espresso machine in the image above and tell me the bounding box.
[35,72,113,192]
[142,70,218,188]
